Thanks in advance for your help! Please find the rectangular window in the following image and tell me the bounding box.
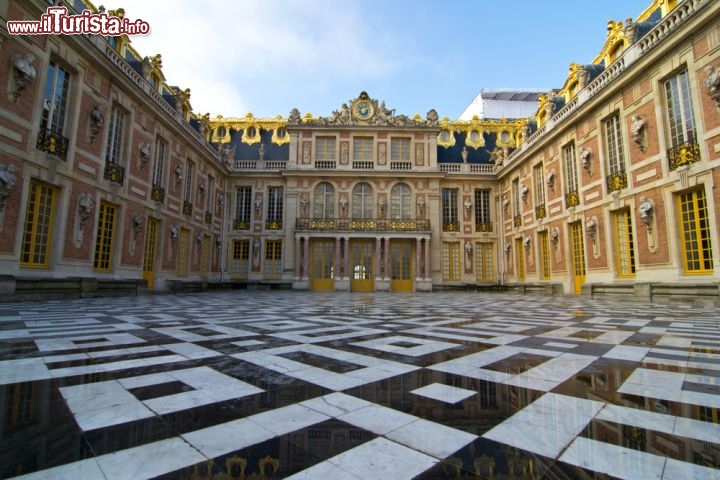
[534,165,545,205]
[677,188,713,274]
[40,61,70,135]
[699,406,719,424]
[176,228,190,276]
[391,138,411,161]
[264,240,282,280]
[563,142,579,207]
[234,186,252,229]
[315,136,336,161]
[206,176,214,212]
[105,106,125,166]
[442,242,460,281]
[151,137,167,203]
[539,231,551,280]
[511,179,521,219]
[231,239,250,279]
[267,186,283,229]
[442,188,458,231]
[614,209,636,277]
[605,113,628,192]
[353,137,373,161]
[474,189,491,231]
[475,242,494,282]
[479,380,497,408]
[183,161,194,203]
[20,181,58,268]
[152,137,166,187]
[93,202,117,272]
[4,382,37,430]
[665,69,696,147]
[605,113,625,175]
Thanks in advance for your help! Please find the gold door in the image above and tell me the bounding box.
[570,222,586,294]
[311,239,335,291]
[142,218,159,290]
[515,238,525,281]
[199,235,210,279]
[350,240,374,292]
[390,240,414,292]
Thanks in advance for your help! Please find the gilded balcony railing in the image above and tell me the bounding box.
[443,221,459,232]
[150,184,165,203]
[182,201,193,216]
[606,170,627,193]
[36,127,68,160]
[266,219,282,230]
[103,163,125,184]
[668,139,700,171]
[565,190,580,208]
[475,221,493,232]
[205,211,213,224]
[296,218,430,232]
[535,204,546,220]
[233,219,250,230]
[513,215,522,228]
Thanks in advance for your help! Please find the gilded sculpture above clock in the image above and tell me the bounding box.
[287,91,439,128]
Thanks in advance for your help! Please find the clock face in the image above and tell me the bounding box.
[353,100,373,121]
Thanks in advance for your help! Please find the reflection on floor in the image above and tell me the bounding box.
[1,291,719,479]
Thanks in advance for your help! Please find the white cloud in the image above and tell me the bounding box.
[115,0,415,115]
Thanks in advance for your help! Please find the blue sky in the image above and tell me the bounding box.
[117,0,652,119]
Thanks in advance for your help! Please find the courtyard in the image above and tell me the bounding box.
[0,290,719,479]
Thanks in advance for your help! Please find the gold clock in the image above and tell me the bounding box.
[353,100,374,121]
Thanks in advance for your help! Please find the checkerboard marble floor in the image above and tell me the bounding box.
[1,291,719,479]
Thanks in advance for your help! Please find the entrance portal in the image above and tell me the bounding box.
[311,239,334,291]
[350,240,374,292]
[390,240,414,292]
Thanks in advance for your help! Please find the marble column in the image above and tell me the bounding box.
[344,237,351,280]
[384,237,391,280]
[416,237,422,279]
[376,237,383,280]
[335,236,342,279]
[424,237,431,280]
[303,236,310,280]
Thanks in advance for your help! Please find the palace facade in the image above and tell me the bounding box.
[1,0,719,303]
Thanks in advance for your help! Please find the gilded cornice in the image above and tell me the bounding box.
[437,116,528,149]
[208,113,289,146]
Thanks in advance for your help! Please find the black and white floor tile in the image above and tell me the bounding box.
[1,291,719,479]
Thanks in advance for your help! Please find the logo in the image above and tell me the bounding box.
[7,7,150,36]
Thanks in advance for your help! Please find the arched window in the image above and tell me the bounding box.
[391,183,412,219]
[352,182,373,219]
[313,182,335,219]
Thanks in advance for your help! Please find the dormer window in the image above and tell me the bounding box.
[609,42,624,63]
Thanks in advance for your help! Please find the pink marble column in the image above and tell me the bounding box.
[416,237,422,279]
[376,237,383,279]
[424,238,430,280]
[335,236,341,279]
[303,237,310,280]
[344,237,350,280]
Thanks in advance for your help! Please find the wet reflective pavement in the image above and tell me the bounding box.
[1,291,719,479]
